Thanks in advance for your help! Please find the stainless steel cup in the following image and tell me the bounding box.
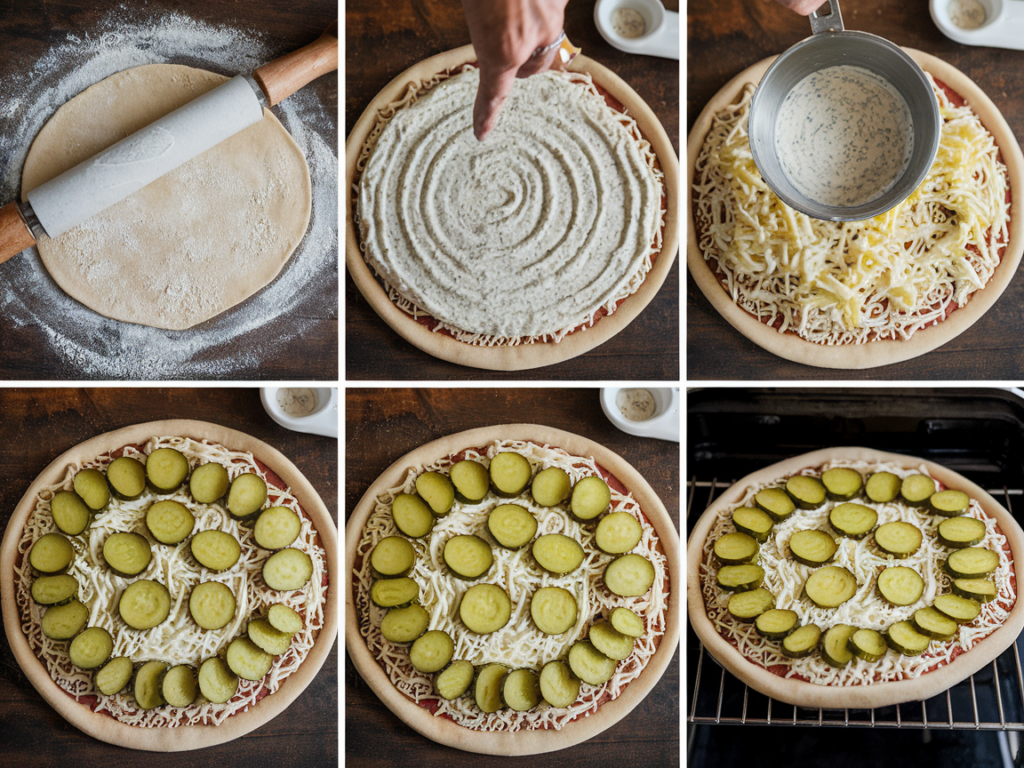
[748,0,941,221]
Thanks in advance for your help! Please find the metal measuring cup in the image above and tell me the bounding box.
[748,0,941,221]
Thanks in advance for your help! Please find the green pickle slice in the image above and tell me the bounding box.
[107,456,147,500]
[731,506,773,542]
[73,468,110,511]
[51,491,91,536]
[226,473,267,519]
[865,472,901,503]
[755,488,796,522]
[781,624,821,658]
[531,467,572,507]
[804,566,858,608]
[570,476,611,521]
[146,447,189,492]
[829,503,878,539]
[821,467,863,500]
[930,489,970,517]
[786,475,826,509]
[938,516,987,548]
[415,471,455,515]
[449,460,489,503]
[820,624,858,667]
[874,521,922,558]
[189,462,229,503]
[788,529,837,566]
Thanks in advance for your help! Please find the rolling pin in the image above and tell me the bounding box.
[0,22,338,265]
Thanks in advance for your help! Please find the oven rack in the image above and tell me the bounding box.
[687,477,1024,730]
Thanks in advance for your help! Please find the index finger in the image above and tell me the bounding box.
[473,66,518,141]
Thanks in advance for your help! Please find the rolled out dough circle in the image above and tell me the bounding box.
[21,64,312,331]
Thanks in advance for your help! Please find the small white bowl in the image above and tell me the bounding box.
[600,387,680,442]
[260,387,338,438]
[594,0,680,60]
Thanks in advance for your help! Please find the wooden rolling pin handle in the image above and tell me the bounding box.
[253,22,338,107]
[0,201,36,265]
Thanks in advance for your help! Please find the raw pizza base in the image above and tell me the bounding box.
[345,46,679,371]
[686,50,1024,370]
[685,446,1024,710]
[0,419,338,752]
[21,64,312,331]
[345,424,680,755]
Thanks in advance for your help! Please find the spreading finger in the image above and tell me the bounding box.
[474,66,518,141]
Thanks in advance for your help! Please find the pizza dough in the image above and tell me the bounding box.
[21,64,312,331]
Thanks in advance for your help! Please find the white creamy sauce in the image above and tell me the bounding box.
[949,0,986,29]
[611,8,646,38]
[616,388,656,421]
[358,69,660,339]
[774,65,914,208]
[277,387,316,418]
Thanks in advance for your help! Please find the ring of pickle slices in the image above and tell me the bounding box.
[24,443,315,713]
[712,468,1004,669]
[367,452,657,715]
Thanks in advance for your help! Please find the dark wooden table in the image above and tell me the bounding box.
[346,0,680,381]
[687,0,1024,380]
[0,0,338,381]
[344,387,680,768]
[0,388,338,767]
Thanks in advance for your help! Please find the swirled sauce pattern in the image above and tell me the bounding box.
[358,69,661,339]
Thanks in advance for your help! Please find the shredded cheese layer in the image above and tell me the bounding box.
[699,459,1016,686]
[693,76,1010,343]
[354,439,670,731]
[15,436,328,727]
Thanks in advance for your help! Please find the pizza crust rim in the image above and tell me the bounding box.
[0,419,338,752]
[686,50,1024,370]
[344,423,680,755]
[685,446,1024,711]
[345,45,680,372]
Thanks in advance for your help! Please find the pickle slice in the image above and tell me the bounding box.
[781,624,821,658]
[713,531,759,565]
[786,475,826,509]
[820,624,858,667]
[189,581,237,630]
[415,471,455,516]
[41,599,88,640]
[788,529,837,566]
[410,629,455,673]
[107,456,147,500]
[145,500,195,545]
[503,668,540,712]
[848,628,887,663]
[226,636,273,681]
[102,532,152,577]
[594,511,643,554]
[531,467,571,507]
[262,548,313,591]
[532,534,584,575]
[436,660,475,700]
[370,536,416,578]
[755,487,796,522]
[901,474,936,506]
[876,566,924,606]
[930,490,970,517]
[190,530,241,572]
[267,604,304,635]
[754,609,799,640]
[198,657,238,704]
[731,506,774,543]
[391,493,434,539]
[475,664,509,713]
[370,576,419,608]
[253,506,302,550]
[449,460,490,504]
[567,641,617,685]
[443,534,494,580]
[913,606,958,639]
[487,504,537,549]
[716,564,765,592]
[460,583,511,634]
[73,468,110,511]
[96,656,133,696]
[248,617,293,656]
[31,574,79,606]
[530,586,578,635]
[938,516,987,549]
[589,620,635,660]
[570,476,611,521]
[163,665,198,707]
[727,588,774,621]
[539,660,580,708]
[146,447,189,492]
[134,660,167,709]
[945,547,1000,579]
[381,604,430,642]
[865,472,901,503]
[489,452,532,497]
[69,627,113,669]
[189,461,229,503]
[119,579,171,630]
[933,594,981,624]
[874,521,922,558]
[804,566,858,608]
[30,532,75,575]
[51,491,91,536]
[952,578,998,603]
[604,553,655,597]
[609,607,645,637]
[822,467,863,501]
[829,503,878,539]
[226,473,267,519]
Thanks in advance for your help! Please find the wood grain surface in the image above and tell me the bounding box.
[344,387,680,767]
[0,0,338,381]
[0,388,338,766]
[345,0,680,381]
[687,0,1024,380]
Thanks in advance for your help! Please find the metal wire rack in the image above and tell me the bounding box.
[687,477,1024,730]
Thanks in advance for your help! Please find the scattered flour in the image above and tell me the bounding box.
[0,8,338,379]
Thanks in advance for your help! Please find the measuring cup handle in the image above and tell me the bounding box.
[809,0,845,34]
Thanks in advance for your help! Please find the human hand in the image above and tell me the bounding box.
[461,0,570,141]
[774,0,828,15]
